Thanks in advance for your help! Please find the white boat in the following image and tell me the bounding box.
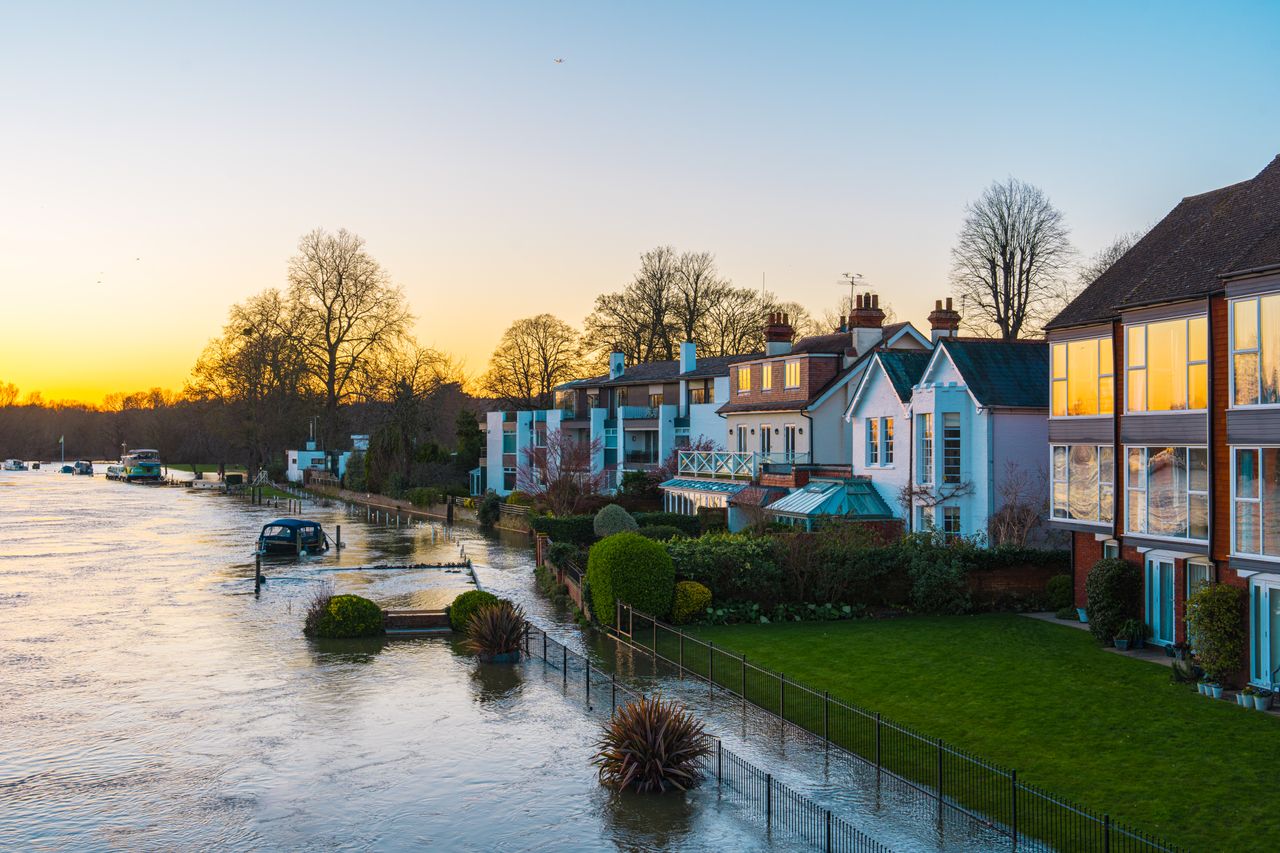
[119,449,163,482]
[2,459,28,471]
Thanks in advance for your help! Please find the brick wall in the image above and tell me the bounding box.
[730,355,840,407]
[1210,294,1231,564]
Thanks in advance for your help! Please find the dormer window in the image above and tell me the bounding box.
[737,366,751,394]
[785,361,801,388]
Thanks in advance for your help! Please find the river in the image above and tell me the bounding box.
[0,469,1007,852]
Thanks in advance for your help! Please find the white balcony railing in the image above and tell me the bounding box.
[677,450,757,479]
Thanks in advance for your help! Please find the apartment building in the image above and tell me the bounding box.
[1046,154,1280,685]
[846,301,1050,540]
[483,343,755,496]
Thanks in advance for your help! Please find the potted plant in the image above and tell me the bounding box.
[1197,679,1210,696]
[1076,606,1088,623]
[1253,688,1273,711]
[1209,681,1224,699]
[1239,685,1257,707]
[1114,618,1143,651]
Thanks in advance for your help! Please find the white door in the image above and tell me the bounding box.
[1250,577,1280,688]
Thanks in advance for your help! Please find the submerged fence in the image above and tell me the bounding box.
[521,622,893,853]
[612,603,1179,853]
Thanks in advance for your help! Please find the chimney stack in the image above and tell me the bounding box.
[609,351,626,379]
[848,291,886,355]
[928,297,961,343]
[679,340,697,374]
[764,311,794,356]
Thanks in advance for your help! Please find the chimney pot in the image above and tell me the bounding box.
[856,294,863,309]
[872,294,879,308]
[946,297,953,310]
[935,299,943,310]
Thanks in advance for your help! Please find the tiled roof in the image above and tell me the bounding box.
[1047,154,1280,330]
[790,332,851,355]
[875,350,932,402]
[678,352,761,379]
[938,339,1049,409]
[554,374,609,391]
[716,398,811,415]
[599,360,681,387]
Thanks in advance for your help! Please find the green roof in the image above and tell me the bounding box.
[876,351,932,402]
[766,479,893,519]
[939,339,1049,409]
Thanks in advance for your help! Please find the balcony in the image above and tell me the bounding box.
[619,405,659,420]
[677,450,758,480]
[623,450,659,466]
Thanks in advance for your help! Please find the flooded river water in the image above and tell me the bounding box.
[0,470,1007,852]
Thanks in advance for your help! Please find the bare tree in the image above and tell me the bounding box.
[0,382,19,408]
[584,246,681,363]
[482,314,588,409]
[287,228,412,413]
[1076,230,1145,291]
[951,179,1075,339]
[672,251,730,344]
[517,428,607,516]
[701,286,768,356]
[987,462,1046,547]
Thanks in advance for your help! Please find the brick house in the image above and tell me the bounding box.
[1046,154,1280,685]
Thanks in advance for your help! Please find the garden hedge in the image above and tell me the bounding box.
[529,514,597,546]
[448,589,502,633]
[587,532,675,626]
[1084,558,1142,645]
[634,512,700,536]
[671,580,712,624]
[305,594,384,639]
[1186,583,1247,684]
[594,504,639,538]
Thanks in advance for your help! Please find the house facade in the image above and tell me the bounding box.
[1045,154,1280,685]
[846,305,1050,541]
[482,343,754,496]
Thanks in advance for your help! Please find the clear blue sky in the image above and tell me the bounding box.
[2,0,1277,400]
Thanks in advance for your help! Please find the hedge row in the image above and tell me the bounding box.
[530,507,702,547]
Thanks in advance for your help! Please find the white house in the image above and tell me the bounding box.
[846,302,1051,540]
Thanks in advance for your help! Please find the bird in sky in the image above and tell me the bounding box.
[553,58,565,64]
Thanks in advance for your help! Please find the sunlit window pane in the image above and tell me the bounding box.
[1236,501,1260,554]
[1127,326,1145,367]
[1128,370,1146,412]
[1066,339,1098,415]
[1099,338,1113,373]
[1262,296,1280,404]
[1234,299,1258,350]
[1188,316,1207,362]
[1145,320,1186,411]
[1237,448,1259,498]
[1264,449,1280,556]
[1235,353,1259,406]
[1188,363,1207,410]
[1052,382,1066,417]
[1099,376,1114,414]
[1052,343,1066,379]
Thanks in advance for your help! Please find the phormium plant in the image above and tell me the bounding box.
[465,601,528,660]
[593,695,712,793]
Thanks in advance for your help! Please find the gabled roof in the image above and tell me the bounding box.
[931,339,1050,409]
[678,352,761,379]
[876,350,933,402]
[599,360,681,386]
[1047,154,1280,330]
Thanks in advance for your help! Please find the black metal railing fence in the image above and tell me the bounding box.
[612,602,1179,853]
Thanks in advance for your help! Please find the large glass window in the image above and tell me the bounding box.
[1050,444,1114,523]
[1231,294,1280,407]
[918,414,933,484]
[737,366,751,394]
[502,431,516,454]
[1126,446,1208,540]
[785,361,801,388]
[942,412,961,483]
[866,419,879,465]
[1126,317,1207,412]
[1051,337,1114,416]
[1234,447,1280,557]
[883,418,894,464]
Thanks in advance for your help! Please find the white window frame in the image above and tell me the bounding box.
[1050,337,1114,418]
[784,360,801,389]
[760,424,772,456]
[942,505,961,539]
[942,412,961,484]
[737,366,751,395]
[918,413,933,485]
[1229,293,1280,409]
[1102,540,1120,559]
[783,424,797,459]
[1232,446,1279,561]
[866,419,880,466]
[883,417,894,465]
[1124,316,1208,414]
[1049,444,1114,524]
[1187,559,1214,598]
[735,425,748,453]
[761,363,773,392]
[1125,446,1209,543]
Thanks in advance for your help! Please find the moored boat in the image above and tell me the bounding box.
[120,449,163,482]
[73,461,94,476]
[59,465,74,474]
[105,465,125,480]
[2,459,29,471]
[257,519,329,556]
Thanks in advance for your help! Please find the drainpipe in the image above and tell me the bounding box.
[906,402,915,533]
[1205,295,1216,566]
[986,408,996,539]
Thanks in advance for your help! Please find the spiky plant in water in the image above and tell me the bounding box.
[593,695,712,793]
[465,601,527,660]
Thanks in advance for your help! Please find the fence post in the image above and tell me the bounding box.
[542,631,547,662]
[716,738,722,783]
[585,660,591,710]
[562,643,567,687]
[254,554,261,595]
[678,630,684,674]
[335,524,341,551]
[1011,769,1018,850]
[523,624,530,655]
[611,674,616,716]
[936,738,944,821]
[1104,815,1111,853]
[823,690,829,746]
[825,809,832,853]
[875,712,882,777]
[779,673,785,722]
[741,654,747,713]
[651,616,657,660]
[765,774,772,827]
[708,641,714,697]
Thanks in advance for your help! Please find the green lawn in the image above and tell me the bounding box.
[674,614,1274,851]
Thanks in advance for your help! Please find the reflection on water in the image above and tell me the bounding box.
[0,471,778,851]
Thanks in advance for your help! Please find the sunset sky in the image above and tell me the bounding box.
[2,1,1278,404]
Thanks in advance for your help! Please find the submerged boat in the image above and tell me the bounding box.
[2,459,28,471]
[30,461,40,470]
[120,449,162,482]
[257,519,329,556]
[73,460,94,476]
[59,465,74,474]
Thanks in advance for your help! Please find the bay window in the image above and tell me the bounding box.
[1051,337,1114,417]
[1050,444,1114,523]
[1231,294,1280,406]
[1126,446,1208,540]
[1126,317,1208,412]
[1233,447,1280,557]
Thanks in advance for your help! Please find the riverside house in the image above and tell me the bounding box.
[845,299,1051,540]
[661,299,932,529]
[483,343,756,497]
[1045,154,1280,683]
